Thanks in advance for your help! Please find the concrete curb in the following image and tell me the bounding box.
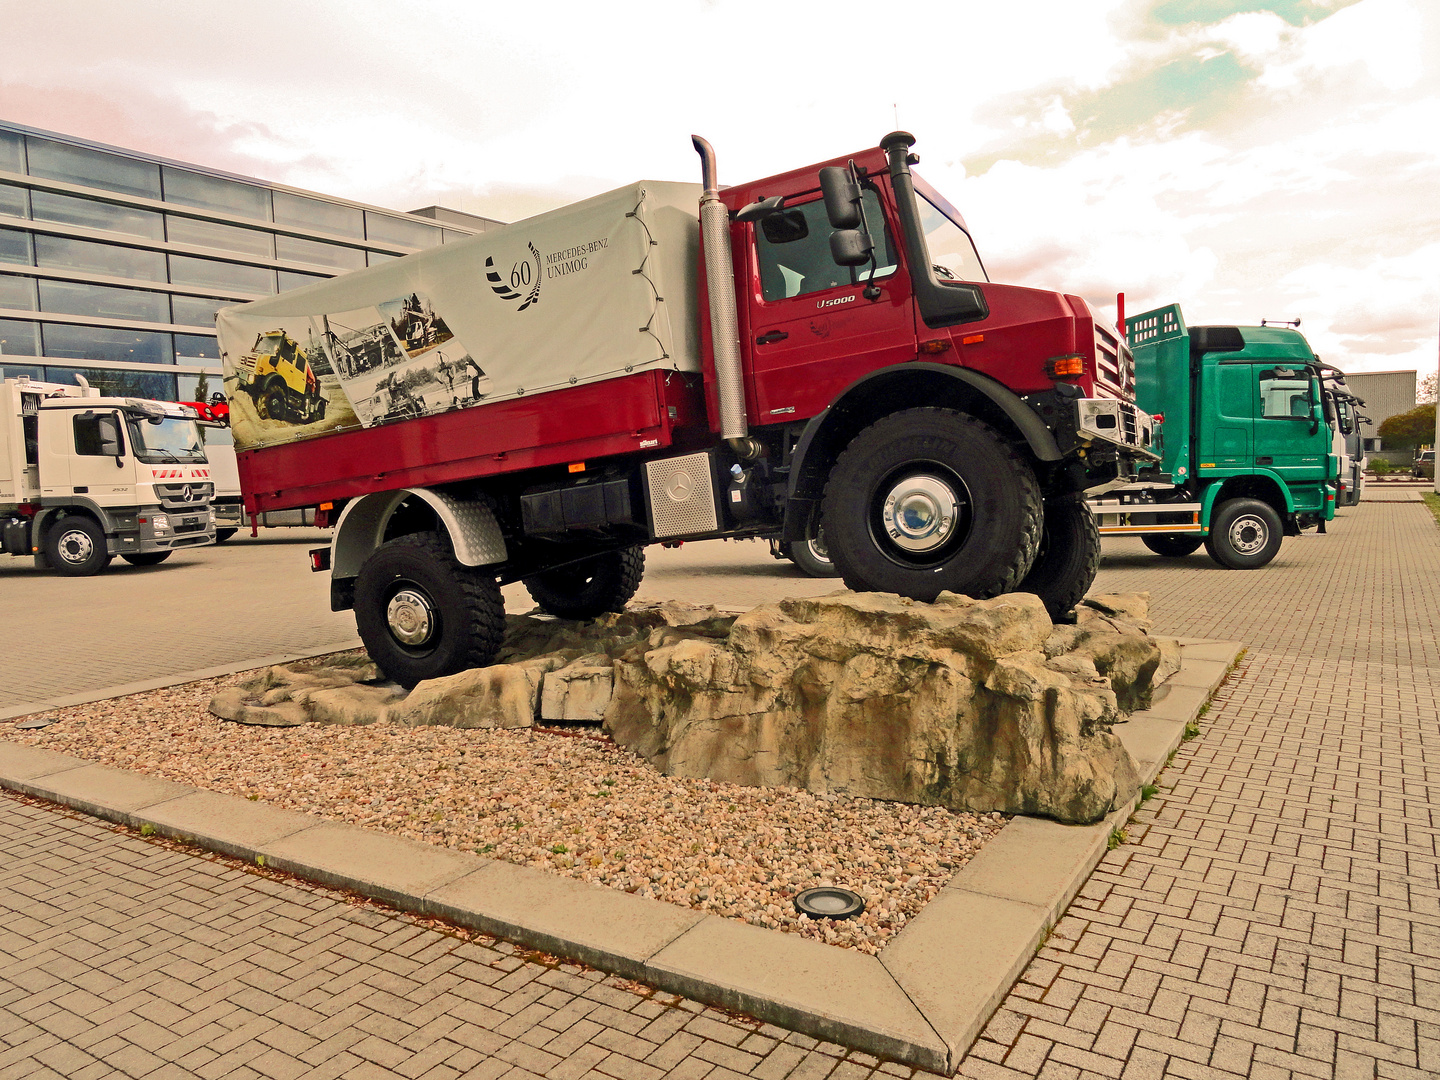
[0,637,1243,1075]
[0,638,363,722]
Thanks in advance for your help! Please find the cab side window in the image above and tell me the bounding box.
[1258,368,1314,420]
[74,412,122,456]
[754,189,896,302]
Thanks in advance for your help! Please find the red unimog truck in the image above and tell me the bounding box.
[217,133,1155,686]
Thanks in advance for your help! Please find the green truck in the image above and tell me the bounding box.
[1088,304,1337,568]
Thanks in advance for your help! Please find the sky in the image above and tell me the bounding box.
[1,0,1436,380]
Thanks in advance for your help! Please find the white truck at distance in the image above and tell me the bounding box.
[0,376,217,575]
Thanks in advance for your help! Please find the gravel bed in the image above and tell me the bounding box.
[5,660,1007,955]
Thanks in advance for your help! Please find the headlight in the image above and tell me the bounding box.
[208,510,216,522]
[152,514,170,531]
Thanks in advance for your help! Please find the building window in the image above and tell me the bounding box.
[31,189,164,241]
[166,214,275,258]
[38,279,170,324]
[0,129,23,173]
[273,190,364,238]
[365,211,441,249]
[35,234,166,281]
[0,361,43,380]
[278,270,326,292]
[0,273,37,311]
[161,166,271,221]
[25,137,162,200]
[0,317,41,357]
[0,182,26,219]
[178,371,227,405]
[174,333,221,362]
[168,254,275,295]
[46,365,176,400]
[42,323,174,366]
[275,234,366,271]
[170,294,227,328]
[0,226,32,265]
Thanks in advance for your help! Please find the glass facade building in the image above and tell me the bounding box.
[0,120,502,402]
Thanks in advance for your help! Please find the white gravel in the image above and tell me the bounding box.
[7,657,1007,955]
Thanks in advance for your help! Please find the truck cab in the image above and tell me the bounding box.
[1092,306,1337,568]
[0,377,216,575]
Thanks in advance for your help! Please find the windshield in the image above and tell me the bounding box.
[918,195,988,282]
[125,415,206,464]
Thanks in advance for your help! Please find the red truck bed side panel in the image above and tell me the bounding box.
[238,371,700,513]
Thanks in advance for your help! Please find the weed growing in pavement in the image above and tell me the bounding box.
[477,843,495,854]
[1183,720,1201,740]
[1108,827,1128,850]
[1140,784,1160,803]
[139,823,155,836]
[551,843,568,854]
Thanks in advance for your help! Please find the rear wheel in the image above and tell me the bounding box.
[214,528,238,544]
[823,409,1041,602]
[354,532,504,687]
[1016,496,1101,620]
[525,547,645,619]
[1205,498,1283,569]
[1141,534,1204,558]
[121,551,172,567]
[45,515,111,577]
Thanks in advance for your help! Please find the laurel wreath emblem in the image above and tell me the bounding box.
[485,242,542,312]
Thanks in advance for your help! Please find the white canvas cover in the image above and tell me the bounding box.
[216,181,702,451]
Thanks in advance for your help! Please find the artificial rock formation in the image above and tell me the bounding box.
[210,593,1174,824]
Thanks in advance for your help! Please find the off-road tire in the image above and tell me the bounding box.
[214,528,238,544]
[258,382,287,422]
[1204,498,1283,569]
[1142,534,1204,558]
[822,408,1042,602]
[1016,495,1101,620]
[524,547,645,620]
[45,515,111,577]
[121,552,172,567]
[354,532,504,688]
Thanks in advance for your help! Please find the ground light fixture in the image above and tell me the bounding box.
[793,887,865,920]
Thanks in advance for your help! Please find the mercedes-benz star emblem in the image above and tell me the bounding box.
[664,472,694,503]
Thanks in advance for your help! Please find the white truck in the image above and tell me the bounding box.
[0,376,216,575]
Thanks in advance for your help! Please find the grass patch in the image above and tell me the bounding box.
[1140,784,1160,803]
[1423,492,1440,528]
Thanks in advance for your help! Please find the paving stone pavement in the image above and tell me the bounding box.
[1,498,1436,1078]
[960,500,1440,1080]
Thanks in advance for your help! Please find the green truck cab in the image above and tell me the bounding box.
[1089,304,1337,568]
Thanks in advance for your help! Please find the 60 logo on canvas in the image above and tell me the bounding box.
[486,242,542,312]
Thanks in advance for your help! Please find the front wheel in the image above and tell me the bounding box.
[354,532,505,688]
[823,409,1042,602]
[214,528,238,544]
[121,552,172,567]
[1015,496,1101,620]
[45,516,111,576]
[1205,498,1283,569]
[524,547,645,619]
[1142,534,1204,558]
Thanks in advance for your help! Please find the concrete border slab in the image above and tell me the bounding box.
[0,637,1244,1075]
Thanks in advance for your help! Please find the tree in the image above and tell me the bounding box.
[1419,370,1437,405]
[1378,403,1437,455]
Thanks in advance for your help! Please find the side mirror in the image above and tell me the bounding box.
[734,195,785,224]
[830,228,873,267]
[819,167,861,229]
[114,454,125,469]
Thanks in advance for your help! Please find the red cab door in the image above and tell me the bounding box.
[744,186,917,422]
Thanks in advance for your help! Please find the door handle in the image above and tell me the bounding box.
[755,331,788,345]
[1256,456,1273,466]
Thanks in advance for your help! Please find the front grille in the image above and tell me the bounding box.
[172,520,209,535]
[1093,324,1134,395]
[155,482,213,509]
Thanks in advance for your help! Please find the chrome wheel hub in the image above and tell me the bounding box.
[881,475,961,553]
[59,530,93,564]
[386,588,435,646]
[1228,515,1267,555]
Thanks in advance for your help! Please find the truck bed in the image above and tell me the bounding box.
[237,369,707,513]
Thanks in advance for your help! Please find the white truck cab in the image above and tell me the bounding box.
[0,376,216,575]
